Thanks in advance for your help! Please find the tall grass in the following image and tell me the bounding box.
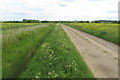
[2,24,54,78]
[20,24,94,78]
[2,23,42,30]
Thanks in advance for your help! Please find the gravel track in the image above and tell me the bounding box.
[61,24,118,78]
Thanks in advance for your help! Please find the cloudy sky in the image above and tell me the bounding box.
[0,0,119,21]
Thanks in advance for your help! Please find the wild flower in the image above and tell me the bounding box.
[42,42,49,48]
[74,63,76,65]
[74,68,77,71]
[35,75,39,78]
[48,72,52,75]
[40,48,43,51]
[38,72,41,75]
[49,63,52,65]
[62,44,64,47]
[73,60,76,62]
[52,70,55,73]
[65,51,68,53]
[44,56,46,58]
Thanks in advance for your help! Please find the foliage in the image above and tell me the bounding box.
[20,24,94,78]
[3,19,40,23]
[2,24,54,78]
[22,19,40,23]
[2,23,41,30]
[2,20,119,23]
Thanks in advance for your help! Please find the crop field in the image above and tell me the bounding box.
[65,23,119,45]
[2,23,94,78]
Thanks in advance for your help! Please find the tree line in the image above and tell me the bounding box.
[2,19,120,23]
[3,19,40,23]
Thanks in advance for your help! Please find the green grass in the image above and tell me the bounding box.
[2,23,42,30]
[20,24,94,78]
[2,24,54,78]
[0,23,1,79]
[65,23,119,45]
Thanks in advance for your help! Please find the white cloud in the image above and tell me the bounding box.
[0,0,119,21]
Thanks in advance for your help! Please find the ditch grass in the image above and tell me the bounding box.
[65,23,119,45]
[20,24,94,78]
[2,24,54,78]
[2,23,42,30]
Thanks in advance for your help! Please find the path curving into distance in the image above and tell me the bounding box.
[61,24,118,78]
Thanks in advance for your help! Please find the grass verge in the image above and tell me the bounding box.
[2,23,42,30]
[2,24,54,78]
[20,24,94,78]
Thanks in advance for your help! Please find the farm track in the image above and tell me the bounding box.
[61,24,118,78]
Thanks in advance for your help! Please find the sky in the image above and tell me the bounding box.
[0,0,119,21]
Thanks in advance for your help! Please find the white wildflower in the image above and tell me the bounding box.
[35,75,39,78]
[54,74,58,78]
[48,72,52,75]
[75,68,77,71]
[38,72,41,75]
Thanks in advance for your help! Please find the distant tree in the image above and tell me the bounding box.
[23,19,27,23]
[118,21,120,24]
[22,19,40,23]
[41,21,49,23]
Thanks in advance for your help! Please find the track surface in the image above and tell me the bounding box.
[61,24,118,78]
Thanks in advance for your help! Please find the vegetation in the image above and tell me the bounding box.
[2,19,119,23]
[65,23,119,45]
[91,20,118,23]
[37,20,119,23]
[4,22,117,78]
[2,23,42,30]
[22,19,40,23]
[2,23,54,78]
[3,19,40,23]
[2,23,95,78]
[20,24,94,78]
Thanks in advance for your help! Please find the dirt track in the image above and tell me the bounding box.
[61,24,118,78]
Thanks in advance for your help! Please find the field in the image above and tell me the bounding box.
[2,23,41,30]
[2,23,54,78]
[2,23,94,78]
[2,22,118,78]
[65,23,119,45]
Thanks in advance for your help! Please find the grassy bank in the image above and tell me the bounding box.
[20,24,94,78]
[65,23,119,45]
[2,24,54,78]
[2,23,42,30]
